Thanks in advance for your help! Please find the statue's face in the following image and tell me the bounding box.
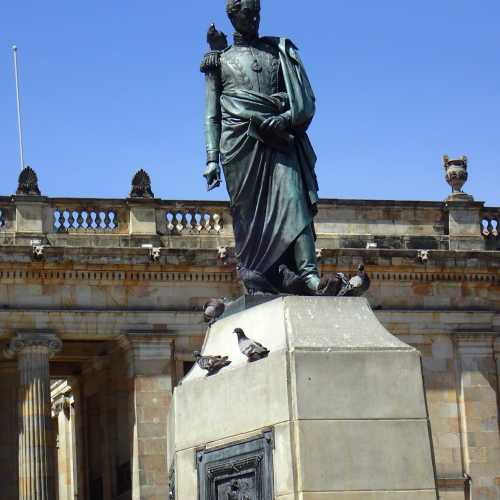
[229,7,260,38]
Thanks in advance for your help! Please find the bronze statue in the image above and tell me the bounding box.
[201,0,357,296]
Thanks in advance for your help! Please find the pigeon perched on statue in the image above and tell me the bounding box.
[194,351,231,376]
[201,24,228,74]
[207,23,228,51]
[234,328,270,362]
[203,298,227,325]
[338,265,371,297]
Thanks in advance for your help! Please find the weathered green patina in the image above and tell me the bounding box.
[202,0,324,295]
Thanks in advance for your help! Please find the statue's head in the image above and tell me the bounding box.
[226,0,261,39]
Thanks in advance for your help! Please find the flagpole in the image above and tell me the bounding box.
[12,45,25,170]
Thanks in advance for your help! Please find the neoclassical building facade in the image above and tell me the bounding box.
[0,167,498,499]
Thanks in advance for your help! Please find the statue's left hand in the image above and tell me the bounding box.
[260,115,288,133]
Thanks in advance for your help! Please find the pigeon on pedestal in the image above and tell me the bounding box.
[194,351,231,376]
[203,298,226,325]
[234,328,270,362]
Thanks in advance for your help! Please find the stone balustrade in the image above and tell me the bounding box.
[481,208,500,251]
[53,205,121,233]
[0,194,498,252]
[158,203,227,235]
[481,208,499,238]
[0,197,13,231]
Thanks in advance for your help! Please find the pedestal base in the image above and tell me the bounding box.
[168,297,438,499]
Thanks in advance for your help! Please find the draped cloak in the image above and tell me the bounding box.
[219,37,319,275]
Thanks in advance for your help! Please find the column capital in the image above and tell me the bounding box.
[118,333,173,360]
[52,394,71,417]
[4,332,62,360]
[454,332,495,357]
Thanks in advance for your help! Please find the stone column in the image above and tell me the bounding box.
[119,333,173,500]
[4,333,62,500]
[455,334,500,499]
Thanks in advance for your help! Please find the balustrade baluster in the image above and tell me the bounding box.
[68,210,75,229]
[166,212,175,232]
[194,213,203,232]
[203,213,211,232]
[104,211,111,229]
[76,212,84,229]
[185,212,193,232]
[213,213,222,233]
[84,211,92,229]
[175,213,184,233]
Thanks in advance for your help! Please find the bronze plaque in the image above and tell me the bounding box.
[197,430,274,500]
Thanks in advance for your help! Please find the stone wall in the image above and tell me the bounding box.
[0,192,498,500]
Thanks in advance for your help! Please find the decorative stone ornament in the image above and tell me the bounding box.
[16,165,41,196]
[149,247,161,262]
[417,249,430,264]
[443,155,473,201]
[32,245,45,260]
[130,169,154,199]
[217,246,228,260]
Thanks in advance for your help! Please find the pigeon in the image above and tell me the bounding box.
[194,351,231,376]
[234,328,270,362]
[338,265,371,297]
[207,24,228,51]
[203,298,226,325]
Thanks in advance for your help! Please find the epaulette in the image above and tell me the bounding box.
[200,50,222,74]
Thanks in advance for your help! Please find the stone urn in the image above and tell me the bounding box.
[443,155,473,201]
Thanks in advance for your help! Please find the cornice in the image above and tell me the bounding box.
[0,265,496,285]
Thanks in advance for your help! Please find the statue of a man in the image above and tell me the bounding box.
[201,0,329,295]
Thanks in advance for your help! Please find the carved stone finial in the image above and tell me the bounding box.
[443,155,473,201]
[130,169,154,199]
[16,166,41,196]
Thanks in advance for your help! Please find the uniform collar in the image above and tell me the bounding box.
[233,32,259,47]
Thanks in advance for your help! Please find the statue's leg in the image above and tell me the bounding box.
[294,225,321,289]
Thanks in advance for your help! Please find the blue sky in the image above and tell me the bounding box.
[0,1,499,204]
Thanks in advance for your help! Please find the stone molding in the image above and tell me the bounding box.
[0,268,236,284]
[4,332,62,359]
[454,333,495,357]
[0,266,497,286]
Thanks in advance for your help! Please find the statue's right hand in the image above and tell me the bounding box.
[203,162,221,191]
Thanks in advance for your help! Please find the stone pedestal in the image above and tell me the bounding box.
[445,200,485,251]
[4,333,62,500]
[168,297,439,499]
